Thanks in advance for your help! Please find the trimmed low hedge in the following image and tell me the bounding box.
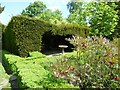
[2,50,77,88]
[3,15,91,57]
[2,50,24,74]
[28,51,46,58]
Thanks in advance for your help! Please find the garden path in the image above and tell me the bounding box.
[0,78,9,89]
[42,50,70,56]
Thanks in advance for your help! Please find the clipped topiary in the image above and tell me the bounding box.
[4,15,90,57]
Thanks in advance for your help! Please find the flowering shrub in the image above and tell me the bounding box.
[50,35,119,88]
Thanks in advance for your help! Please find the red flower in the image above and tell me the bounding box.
[114,76,119,81]
[109,61,114,65]
[61,71,66,75]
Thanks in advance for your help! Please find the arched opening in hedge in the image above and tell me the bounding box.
[3,16,90,57]
[41,31,74,55]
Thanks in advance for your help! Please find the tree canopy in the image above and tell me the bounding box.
[36,9,63,22]
[67,1,88,26]
[67,0,118,37]
[21,1,63,23]
[21,1,47,17]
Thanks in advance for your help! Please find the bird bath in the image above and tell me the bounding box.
[58,45,68,54]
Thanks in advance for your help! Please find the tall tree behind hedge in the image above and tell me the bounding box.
[21,1,46,17]
[108,1,120,38]
[21,1,63,23]
[67,0,118,38]
[67,1,88,26]
[87,2,118,37]
[36,9,63,23]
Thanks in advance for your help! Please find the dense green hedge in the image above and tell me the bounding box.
[0,22,5,50]
[28,51,46,58]
[3,15,90,57]
[2,50,77,88]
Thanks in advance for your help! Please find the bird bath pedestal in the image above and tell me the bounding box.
[59,45,68,54]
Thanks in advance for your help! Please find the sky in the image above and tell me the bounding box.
[0,0,71,25]
[0,0,92,25]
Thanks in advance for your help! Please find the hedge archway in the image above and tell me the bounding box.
[41,31,74,55]
[3,16,90,57]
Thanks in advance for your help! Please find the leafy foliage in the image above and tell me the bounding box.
[67,1,118,38]
[21,1,46,17]
[21,1,65,26]
[87,2,118,37]
[67,1,88,26]
[41,72,77,89]
[111,2,120,38]
[36,9,63,22]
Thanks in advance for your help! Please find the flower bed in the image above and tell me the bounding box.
[50,36,119,88]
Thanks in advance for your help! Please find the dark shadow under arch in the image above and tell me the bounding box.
[41,31,74,55]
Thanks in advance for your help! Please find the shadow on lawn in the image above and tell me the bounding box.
[2,50,19,89]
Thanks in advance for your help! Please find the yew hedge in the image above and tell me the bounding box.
[3,16,90,57]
